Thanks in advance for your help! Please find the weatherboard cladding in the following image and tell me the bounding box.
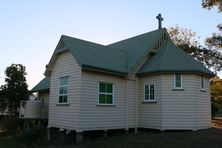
[32,28,214,91]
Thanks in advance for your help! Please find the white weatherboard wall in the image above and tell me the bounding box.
[161,74,196,130]
[137,74,211,130]
[160,74,211,130]
[138,75,162,129]
[126,80,136,128]
[47,50,211,131]
[48,51,81,130]
[80,71,126,131]
[195,76,211,129]
[39,92,49,118]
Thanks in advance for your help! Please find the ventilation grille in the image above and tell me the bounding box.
[150,33,168,54]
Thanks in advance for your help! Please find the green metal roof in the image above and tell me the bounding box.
[36,28,215,92]
[138,41,215,77]
[47,29,165,75]
[61,35,127,74]
[31,77,50,92]
[108,29,164,72]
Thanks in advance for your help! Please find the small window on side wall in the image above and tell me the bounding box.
[201,76,205,90]
[174,74,182,89]
[144,84,155,101]
[59,76,69,103]
[98,82,114,105]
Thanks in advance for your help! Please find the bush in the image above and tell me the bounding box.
[1,118,25,131]
[211,98,222,116]
[17,127,47,147]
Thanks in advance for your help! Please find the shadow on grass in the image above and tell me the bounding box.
[0,119,222,148]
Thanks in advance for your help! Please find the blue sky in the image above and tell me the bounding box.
[0,0,221,89]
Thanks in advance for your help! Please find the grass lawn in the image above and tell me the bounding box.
[0,130,19,148]
[0,119,222,148]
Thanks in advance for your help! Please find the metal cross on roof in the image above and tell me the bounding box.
[156,13,164,29]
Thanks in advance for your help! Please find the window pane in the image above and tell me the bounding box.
[175,74,181,88]
[60,77,68,85]
[59,77,69,103]
[59,87,64,94]
[107,84,113,93]
[176,81,181,88]
[145,84,149,100]
[59,96,63,103]
[106,95,113,104]
[150,94,154,100]
[176,74,181,81]
[99,94,106,104]
[63,86,68,94]
[99,83,106,92]
[150,84,155,100]
[99,82,113,104]
[59,86,68,94]
[201,76,204,89]
[59,86,64,94]
[63,96,68,103]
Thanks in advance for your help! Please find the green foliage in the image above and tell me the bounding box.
[17,127,47,147]
[168,25,200,48]
[1,119,25,131]
[206,32,222,49]
[210,77,222,115]
[0,64,29,116]
[168,26,222,73]
[202,0,222,12]
[0,85,7,113]
[202,0,222,55]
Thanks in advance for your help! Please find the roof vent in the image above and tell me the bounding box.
[150,33,168,54]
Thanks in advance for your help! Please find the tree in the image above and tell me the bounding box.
[202,0,222,51]
[0,64,29,116]
[202,0,222,12]
[0,85,7,113]
[168,26,222,73]
[210,76,222,115]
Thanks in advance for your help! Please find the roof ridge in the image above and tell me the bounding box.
[61,34,107,47]
[128,29,168,74]
[62,34,126,55]
[108,28,166,47]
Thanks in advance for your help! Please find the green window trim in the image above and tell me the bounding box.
[144,83,155,101]
[174,74,182,89]
[98,82,114,105]
[59,76,69,103]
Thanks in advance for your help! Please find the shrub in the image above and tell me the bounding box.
[211,98,222,116]
[17,127,47,147]
[1,118,24,131]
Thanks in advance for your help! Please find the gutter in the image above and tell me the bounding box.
[82,65,127,77]
[137,70,215,78]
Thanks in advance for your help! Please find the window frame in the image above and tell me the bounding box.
[144,83,155,102]
[58,76,69,104]
[174,74,182,89]
[98,82,114,105]
[201,75,205,90]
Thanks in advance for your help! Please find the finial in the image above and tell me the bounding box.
[156,13,164,29]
